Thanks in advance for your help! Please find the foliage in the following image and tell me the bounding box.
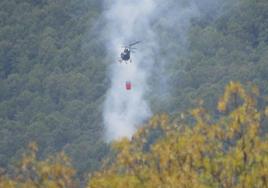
[88,82,268,188]
[0,0,268,183]
[150,0,268,114]
[0,0,108,176]
[0,142,78,188]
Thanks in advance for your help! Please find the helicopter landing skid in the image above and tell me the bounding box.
[118,59,132,64]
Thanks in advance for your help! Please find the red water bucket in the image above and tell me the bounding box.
[126,81,132,90]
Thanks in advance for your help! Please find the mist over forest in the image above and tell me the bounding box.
[0,0,268,187]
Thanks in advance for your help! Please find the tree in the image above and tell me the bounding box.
[88,82,268,188]
[0,142,78,188]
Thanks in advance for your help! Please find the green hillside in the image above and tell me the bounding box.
[150,0,268,114]
[0,0,108,175]
[0,0,267,182]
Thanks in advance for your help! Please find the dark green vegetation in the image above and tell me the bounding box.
[0,0,267,182]
[151,0,268,115]
[0,0,108,176]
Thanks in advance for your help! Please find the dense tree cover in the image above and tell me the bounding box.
[0,0,268,184]
[88,82,268,188]
[1,82,268,187]
[0,142,78,188]
[0,0,108,176]
[150,0,268,114]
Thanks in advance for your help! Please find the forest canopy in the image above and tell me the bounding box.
[88,82,268,188]
[0,0,267,186]
[1,82,268,188]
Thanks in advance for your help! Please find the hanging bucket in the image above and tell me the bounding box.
[126,81,132,90]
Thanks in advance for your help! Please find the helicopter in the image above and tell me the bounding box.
[119,41,141,63]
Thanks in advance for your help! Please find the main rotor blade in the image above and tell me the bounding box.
[129,41,141,47]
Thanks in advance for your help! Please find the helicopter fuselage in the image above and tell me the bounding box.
[120,48,130,61]
[119,41,140,63]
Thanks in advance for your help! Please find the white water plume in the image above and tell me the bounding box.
[103,0,156,141]
[102,0,220,141]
